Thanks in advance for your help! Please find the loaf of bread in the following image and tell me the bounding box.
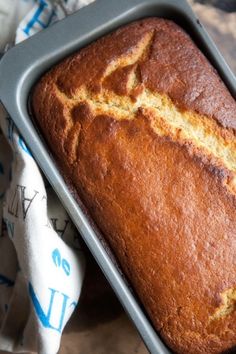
[32,18,236,354]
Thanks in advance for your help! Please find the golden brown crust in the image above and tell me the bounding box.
[32,18,236,354]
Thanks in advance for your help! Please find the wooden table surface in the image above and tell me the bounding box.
[60,2,236,354]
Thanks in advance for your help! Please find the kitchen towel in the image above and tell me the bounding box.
[0,1,94,353]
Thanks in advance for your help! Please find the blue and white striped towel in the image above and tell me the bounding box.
[0,1,94,353]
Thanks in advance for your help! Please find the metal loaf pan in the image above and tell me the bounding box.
[0,0,235,353]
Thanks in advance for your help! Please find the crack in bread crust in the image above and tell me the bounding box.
[209,288,236,321]
[101,30,154,83]
[55,82,236,195]
[53,29,236,194]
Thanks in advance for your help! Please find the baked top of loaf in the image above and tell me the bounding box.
[32,18,236,354]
